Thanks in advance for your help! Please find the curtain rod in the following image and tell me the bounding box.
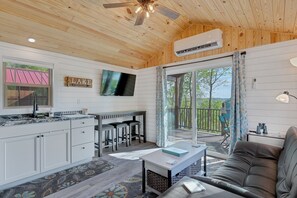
[163,51,246,69]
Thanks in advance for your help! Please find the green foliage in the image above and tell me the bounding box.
[167,66,231,109]
[166,80,175,108]
[196,67,231,94]
[167,67,232,133]
[180,73,192,108]
[4,62,49,72]
[198,98,225,109]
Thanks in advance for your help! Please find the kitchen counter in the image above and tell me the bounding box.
[0,114,95,188]
[0,114,94,127]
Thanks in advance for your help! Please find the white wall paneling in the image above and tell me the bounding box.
[136,67,157,142]
[136,39,297,142]
[0,42,138,116]
[245,40,297,136]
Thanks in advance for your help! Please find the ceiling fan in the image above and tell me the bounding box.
[103,0,180,26]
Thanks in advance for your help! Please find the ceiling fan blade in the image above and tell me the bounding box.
[134,11,145,26]
[155,4,180,20]
[103,2,137,8]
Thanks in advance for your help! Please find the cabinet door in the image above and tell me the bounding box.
[0,134,40,184]
[41,129,71,172]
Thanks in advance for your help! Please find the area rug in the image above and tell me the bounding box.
[94,157,224,198]
[0,159,115,198]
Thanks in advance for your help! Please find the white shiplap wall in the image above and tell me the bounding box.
[136,67,156,142]
[0,42,138,119]
[245,40,297,136]
[137,39,297,141]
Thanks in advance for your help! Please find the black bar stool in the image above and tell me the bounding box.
[109,122,129,149]
[123,120,141,145]
[94,124,115,152]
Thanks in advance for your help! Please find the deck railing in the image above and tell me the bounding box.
[168,108,222,133]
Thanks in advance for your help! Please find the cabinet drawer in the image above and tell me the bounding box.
[72,142,94,163]
[71,118,94,128]
[72,126,94,146]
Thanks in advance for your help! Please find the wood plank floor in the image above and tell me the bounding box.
[46,141,158,198]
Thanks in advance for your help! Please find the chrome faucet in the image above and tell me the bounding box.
[32,92,38,118]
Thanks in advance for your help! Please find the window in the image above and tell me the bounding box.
[3,61,53,107]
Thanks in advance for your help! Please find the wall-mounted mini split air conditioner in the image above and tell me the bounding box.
[174,29,223,57]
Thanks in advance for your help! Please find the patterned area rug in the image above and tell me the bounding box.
[94,157,224,198]
[0,159,115,198]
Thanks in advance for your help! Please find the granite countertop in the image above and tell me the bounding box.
[0,114,95,127]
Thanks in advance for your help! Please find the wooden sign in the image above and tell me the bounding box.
[64,76,93,88]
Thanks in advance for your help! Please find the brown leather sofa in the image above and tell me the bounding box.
[193,126,297,198]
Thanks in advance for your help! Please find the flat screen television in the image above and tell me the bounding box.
[100,70,136,96]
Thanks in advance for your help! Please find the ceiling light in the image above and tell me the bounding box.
[28,38,36,43]
[135,6,142,13]
[146,11,150,18]
[290,57,297,67]
[276,91,297,103]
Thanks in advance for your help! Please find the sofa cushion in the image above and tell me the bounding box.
[276,126,297,198]
[212,141,282,198]
[191,175,262,198]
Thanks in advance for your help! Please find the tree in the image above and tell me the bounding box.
[196,67,232,130]
[166,67,231,132]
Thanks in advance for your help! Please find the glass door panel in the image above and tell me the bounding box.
[195,66,232,155]
[167,72,193,143]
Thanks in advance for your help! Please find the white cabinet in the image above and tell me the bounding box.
[72,142,94,162]
[72,126,94,146]
[0,134,40,184]
[0,121,70,185]
[71,118,95,163]
[41,129,71,172]
[0,118,94,187]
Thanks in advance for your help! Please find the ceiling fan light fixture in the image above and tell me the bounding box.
[135,6,142,13]
[146,11,150,18]
[148,4,154,12]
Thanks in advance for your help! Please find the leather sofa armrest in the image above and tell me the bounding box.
[191,176,263,198]
[233,141,282,160]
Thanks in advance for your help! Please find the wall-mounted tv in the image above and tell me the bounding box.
[100,70,136,96]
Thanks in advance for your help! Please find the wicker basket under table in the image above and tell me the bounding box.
[147,159,201,193]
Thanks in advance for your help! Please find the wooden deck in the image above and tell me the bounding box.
[168,129,229,155]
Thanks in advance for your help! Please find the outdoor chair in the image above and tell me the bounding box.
[219,115,230,148]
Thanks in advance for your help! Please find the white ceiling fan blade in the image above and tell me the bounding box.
[155,4,180,20]
[135,11,145,26]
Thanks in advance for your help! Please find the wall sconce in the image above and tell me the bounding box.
[276,91,297,103]
[290,57,297,67]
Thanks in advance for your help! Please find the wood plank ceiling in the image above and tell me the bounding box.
[0,0,296,69]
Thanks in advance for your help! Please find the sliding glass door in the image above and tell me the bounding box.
[166,65,232,156]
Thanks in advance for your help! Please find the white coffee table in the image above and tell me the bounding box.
[141,141,207,194]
